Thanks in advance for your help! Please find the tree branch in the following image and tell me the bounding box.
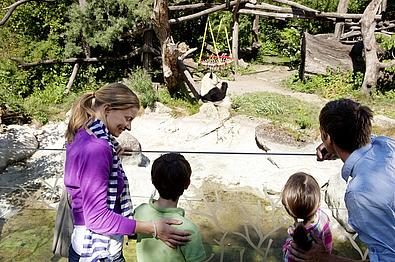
[11,48,142,68]
[64,63,80,95]
[379,60,395,69]
[1,0,55,26]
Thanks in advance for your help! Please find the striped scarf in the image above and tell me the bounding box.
[79,119,133,262]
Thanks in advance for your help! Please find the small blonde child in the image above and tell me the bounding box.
[281,172,333,261]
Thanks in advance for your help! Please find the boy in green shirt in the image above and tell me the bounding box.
[134,153,206,262]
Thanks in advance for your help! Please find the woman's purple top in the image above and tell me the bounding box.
[64,128,136,235]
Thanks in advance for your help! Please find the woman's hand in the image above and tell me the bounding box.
[155,219,191,248]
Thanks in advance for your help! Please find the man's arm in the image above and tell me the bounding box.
[289,236,368,262]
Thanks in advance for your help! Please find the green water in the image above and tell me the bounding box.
[0,183,366,261]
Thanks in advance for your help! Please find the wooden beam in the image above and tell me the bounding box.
[169,3,214,11]
[272,0,318,13]
[64,63,80,95]
[334,0,349,39]
[238,8,382,21]
[11,48,142,68]
[169,0,248,24]
[245,3,292,13]
[177,50,200,100]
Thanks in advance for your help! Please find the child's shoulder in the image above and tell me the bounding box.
[176,215,200,233]
[133,203,152,219]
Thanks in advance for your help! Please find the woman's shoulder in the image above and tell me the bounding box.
[69,129,112,155]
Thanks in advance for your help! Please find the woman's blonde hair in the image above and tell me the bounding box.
[65,83,140,143]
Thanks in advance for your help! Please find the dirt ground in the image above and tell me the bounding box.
[202,64,326,106]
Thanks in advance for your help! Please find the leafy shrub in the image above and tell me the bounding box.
[287,70,362,99]
[125,68,157,108]
[231,92,319,129]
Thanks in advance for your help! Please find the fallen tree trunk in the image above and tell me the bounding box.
[300,32,364,77]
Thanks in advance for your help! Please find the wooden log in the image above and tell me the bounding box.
[169,0,248,24]
[11,48,142,68]
[143,29,154,71]
[177,60,201,100]
[252,14,260,49]
[245,3,292,13]
[334,0,349,39]
[232,0,242,66]
[361,0,382,95]
[169,3,214,11]
[238,8,381,21]
[64,63,80,95]
[300,32,361,77]
[272,0,318,13]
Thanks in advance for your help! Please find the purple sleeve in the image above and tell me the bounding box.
[80,141,136,235]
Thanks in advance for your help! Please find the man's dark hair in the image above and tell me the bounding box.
[319,99,373,152]
[151,153,191,201]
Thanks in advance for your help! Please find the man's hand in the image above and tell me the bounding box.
[316,143,337,162]
[289,235,330,262]
[156,219,191,248]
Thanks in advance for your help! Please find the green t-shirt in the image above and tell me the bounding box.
[134,199,206,262]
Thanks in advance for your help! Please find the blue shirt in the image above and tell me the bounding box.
[342,136,395,262]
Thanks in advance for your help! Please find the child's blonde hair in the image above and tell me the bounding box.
[281,172,321,250]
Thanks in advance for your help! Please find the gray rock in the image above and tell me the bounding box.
[153,102,172,114]
[0,125,38,172]
[324,172,355,233]
[117,131,150,167]
[373,115,395,128]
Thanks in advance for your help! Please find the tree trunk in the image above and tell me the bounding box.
[232,0,241,66]
[334,0,349,40]
[152,0,185,94]
[143,29,154,71]
[252,15,260,49]
[361,0,382,96]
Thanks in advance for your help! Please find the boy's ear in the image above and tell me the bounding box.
[321,129,332,145]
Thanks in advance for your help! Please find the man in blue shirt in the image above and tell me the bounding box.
[290,99,395,262]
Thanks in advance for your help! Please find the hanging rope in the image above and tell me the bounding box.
[198,17,210,64]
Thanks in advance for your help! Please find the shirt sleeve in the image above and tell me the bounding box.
[79,140,136,235]
[322,222,333,253]
[180,224,206,262]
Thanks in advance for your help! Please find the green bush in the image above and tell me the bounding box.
[126,68,157,108]
[231,92,319,129]
[287,70,362,99]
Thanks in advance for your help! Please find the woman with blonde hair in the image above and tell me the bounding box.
[64,83,190,262]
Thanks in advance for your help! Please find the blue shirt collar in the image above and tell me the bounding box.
[341,142,373,182]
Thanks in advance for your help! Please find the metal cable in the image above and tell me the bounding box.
[0,147,317,156]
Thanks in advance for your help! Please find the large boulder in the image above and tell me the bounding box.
[117,131,149,167]
[325,172,355,233]
[0,125,38,172]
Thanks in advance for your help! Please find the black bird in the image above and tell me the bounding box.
[201,82,228,102]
